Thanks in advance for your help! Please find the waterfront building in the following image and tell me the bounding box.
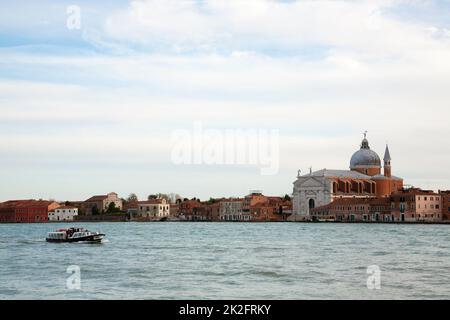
[137,199,170,219]
[123,201,139,219]
[82,192,123,215]
[292,134,403,218]
[440,190,450,220]
[311,188,443,223]
[170,203,180,216]
[178,199,202,219]
[243,191,268,213]
[0,200,60,223]
[187,200,222,221]
[61,201,84,214]
[311,197,391,222]
[217,192,292,222]
[205,201,221,221]
[391,188,442,222]
[242,192,268,221]
[48,206,79,221]
[219,198,248,221]
[246,193,291,221]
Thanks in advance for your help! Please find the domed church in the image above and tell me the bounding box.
[292,134,403,217]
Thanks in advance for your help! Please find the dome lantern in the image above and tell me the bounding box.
[350,133,381,175]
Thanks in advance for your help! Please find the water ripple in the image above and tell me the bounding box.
[0,222,449,299]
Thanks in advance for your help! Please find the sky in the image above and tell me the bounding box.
[0,0,450,201]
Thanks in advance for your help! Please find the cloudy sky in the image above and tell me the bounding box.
[1,0,449,201]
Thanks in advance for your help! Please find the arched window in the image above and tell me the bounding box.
[309,199,315,210]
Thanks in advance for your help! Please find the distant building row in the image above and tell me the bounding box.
[0,191,292,223]
[310,188,450,223]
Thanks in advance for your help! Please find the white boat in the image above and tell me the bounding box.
[46,227,105,243]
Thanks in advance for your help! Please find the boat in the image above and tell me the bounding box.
[46,227,105,243]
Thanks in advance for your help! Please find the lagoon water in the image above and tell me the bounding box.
[0,222,449,300]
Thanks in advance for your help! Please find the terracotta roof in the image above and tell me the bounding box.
[221,198,244,202]
[393,188,439,196]
[85,195,108,202]
[0,200,56,208]
[123,201,139,209]
[55,206,78,210]
[138,199,165,205]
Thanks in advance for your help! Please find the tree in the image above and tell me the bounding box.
[127,193,138,202]
[283,194,292,201]
[106,202,120,214]
[168,193,182,204]
[91,205,100,216]
[157,193,170,201]
[148,194,158,200]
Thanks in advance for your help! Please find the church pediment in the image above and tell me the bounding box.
[297,177,326,188]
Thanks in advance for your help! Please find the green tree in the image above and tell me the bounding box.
[148,194,158,200]
[283,194,291,201]
[91,205,100,216]
[127,193,138,202]
[106,202,120,214]
[157,193,170,201]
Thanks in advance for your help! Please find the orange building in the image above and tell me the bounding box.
[241,192,292,221]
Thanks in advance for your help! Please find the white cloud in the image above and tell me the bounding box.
[0,0,450,200]
[102,0,450,57]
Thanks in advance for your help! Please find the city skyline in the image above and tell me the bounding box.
[1,0,450,201]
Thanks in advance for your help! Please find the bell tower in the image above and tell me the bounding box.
[384,144,392,178]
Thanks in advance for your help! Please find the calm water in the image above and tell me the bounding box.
[0,222,449,300]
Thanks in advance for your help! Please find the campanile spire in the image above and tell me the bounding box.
[384,144,392,177]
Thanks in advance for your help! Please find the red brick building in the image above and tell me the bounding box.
[391,188,442,222]
[170,204,180,216]
[311,188,443,223]
[439,190,450,220]
[188,202,220,221]
[311,198,380,222]
[0,200,60,223]
[179,199,202,219]
[222,192,293,222]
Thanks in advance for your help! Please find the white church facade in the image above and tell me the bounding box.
[291,134,403,220]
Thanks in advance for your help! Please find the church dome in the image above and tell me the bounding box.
[350,136,381,169]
